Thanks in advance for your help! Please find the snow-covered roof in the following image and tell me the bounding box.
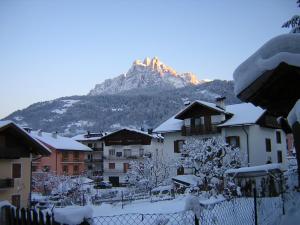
[0,120,11,129]
[71,132,107,141]
[172,175,201,187]
[30,131,92,151]
[234,34,300,96]
[154,102,266,132]
[175,100,228,120]
[102,128,160,140]
[153,115,183,133]
[225,163,283,175]
[219,103,265,127]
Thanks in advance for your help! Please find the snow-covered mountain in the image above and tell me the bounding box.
[89,57,203,95]
[4,80,240,136]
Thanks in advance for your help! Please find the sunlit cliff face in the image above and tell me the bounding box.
[132,56,200,85]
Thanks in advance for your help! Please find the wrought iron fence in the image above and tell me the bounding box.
[88,211,195,225]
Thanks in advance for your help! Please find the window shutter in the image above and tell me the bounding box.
[174,141,179,153]
[12,164,21,178]
[236,136,240,147]
[225,137,230,144]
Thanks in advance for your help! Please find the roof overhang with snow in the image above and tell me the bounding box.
[234,34,300,117]
[175,101,231,120]
[0,121,51,157]
[225,164,284,178]
[100,128,152,146]
[172,175,201,187]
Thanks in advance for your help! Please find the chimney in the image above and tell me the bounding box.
[216,97,226,110]
[52,131,58,138]
[23,127,32,133]
[148,129,153,135]
[184,100,191,106]
[38,129,43,136]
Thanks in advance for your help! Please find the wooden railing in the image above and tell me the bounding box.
[181,125,220,136]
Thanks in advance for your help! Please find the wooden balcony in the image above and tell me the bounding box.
[181,125,220,136]
[0,178,14,189]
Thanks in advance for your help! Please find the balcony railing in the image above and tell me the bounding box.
[103,155,143,160]
[0,178,14,189]
[181,125,220,136]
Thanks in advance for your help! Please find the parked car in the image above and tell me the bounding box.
[151,185,175,202]
[35,201,54,210]
[94,181,112,189]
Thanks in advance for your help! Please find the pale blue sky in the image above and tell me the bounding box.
[0,0,298,118]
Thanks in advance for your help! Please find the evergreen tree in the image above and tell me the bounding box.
[282,1,300,33]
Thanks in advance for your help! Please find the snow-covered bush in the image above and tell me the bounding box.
[125,157,172,191]
[179,137,243,197]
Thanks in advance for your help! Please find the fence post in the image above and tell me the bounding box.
[16,208,20,225]
[4,206,12,225]
[32,209,38,225]
[21,208,26,225]
[26,208,32,225]
[45,213,51,225]
[194,214,199,225]
[253,188,258,225]
[38,210,45,225]
[10,207,16,225]
[121,191,124,209]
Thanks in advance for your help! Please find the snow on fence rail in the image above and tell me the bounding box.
[88,211,195,225]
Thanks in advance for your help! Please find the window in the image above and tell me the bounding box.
[276,131,282,144]
[43,165,50,172]
[12,163,21,178]
[109,163,115,169]
[73,152,80,161]
[116,152,123,157]
[11,195,20,208]
[174,140,184,153]
[124,149,132,157]
[88,143,93,148]
[73,165,79,175]
[277,151,283,163]
[109,149,115,156]
[63,165,68,174]
[184,119,191,126]
[226,136,240,148]
[265,139,272,152]
[139,149,144,157]
[62,152,69,161]
[177,166,184,175]
[123,163,130,173]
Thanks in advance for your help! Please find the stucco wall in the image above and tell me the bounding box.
[0,157,31,208]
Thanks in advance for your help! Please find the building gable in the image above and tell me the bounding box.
[102,129,152,146]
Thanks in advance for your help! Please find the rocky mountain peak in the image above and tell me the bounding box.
[89,57,202,95]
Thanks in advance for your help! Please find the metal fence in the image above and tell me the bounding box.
[88,211,196,225]
[199,198,255,225]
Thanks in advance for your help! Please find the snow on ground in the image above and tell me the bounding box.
[279,192,300,225]
[54,205,93,225]
[91,195,187,216]
[52,99,80,114]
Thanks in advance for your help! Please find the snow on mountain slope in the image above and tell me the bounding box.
[89,57,203,95]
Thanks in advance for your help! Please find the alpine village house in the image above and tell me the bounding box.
[0,121,51,208]
[154,98,288,177]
